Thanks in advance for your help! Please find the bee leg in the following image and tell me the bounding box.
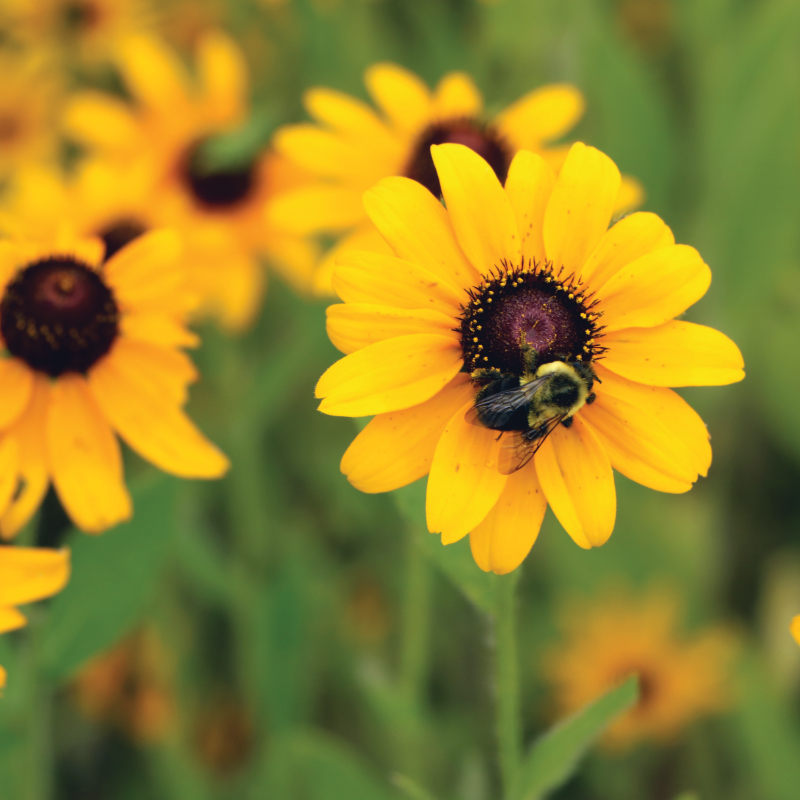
[471,367,503,385]
[561,416,574,428]
[586,392,596,405]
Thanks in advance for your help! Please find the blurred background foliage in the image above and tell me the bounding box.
[2,0,800,798]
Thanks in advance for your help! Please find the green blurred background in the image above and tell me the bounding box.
[3,0,800,798]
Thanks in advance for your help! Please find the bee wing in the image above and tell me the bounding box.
[466,375,549,429]
[497,414,567,475]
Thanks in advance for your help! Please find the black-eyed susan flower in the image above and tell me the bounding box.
[0,545,70,690]
[268,63,643,293]
[0,51,61,177]
[792,615,800,646]
[543,585,737,749]
[316,142,744,574]
[64,31,316,330]
[0,228,228,538]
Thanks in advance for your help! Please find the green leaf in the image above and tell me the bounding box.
[673,793,700,800]
[39,474,178,681]
[511,676,639,800]
[392,480,498,615]
[391,773,440,800]
[260,729,393,800]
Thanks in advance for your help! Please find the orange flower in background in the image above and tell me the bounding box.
[74,627,174,743]
[317,143,744,574]
[0,546,70,690]
[0,229,228,537]
[268,62,643,293]
[544,585,737,749]
[63,31,317,330]
[792,615,800,646]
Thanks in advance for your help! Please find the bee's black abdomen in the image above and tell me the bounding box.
[474,375,531,431]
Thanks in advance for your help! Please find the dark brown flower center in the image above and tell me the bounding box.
[405,118,511,198]
[98,218,148,261]
[183,142,256,210]
[460,262,604,374]
[1,258,119,376]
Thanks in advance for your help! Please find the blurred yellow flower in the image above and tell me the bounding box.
[792,615,800,646]
[73,627,174,743]
[0,229,229,537]
[0,51,61,178]
[268,62,643,293]
[544,586,737,750]
[317,142,744,573]
[1,0,154,63]
[0,545,70,690]
[64,31,317,331]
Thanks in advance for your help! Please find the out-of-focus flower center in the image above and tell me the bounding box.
[183,142,256,210]
[98,219,148,261]
[0,258,119,376]
[459,263,603,374]
[405,118,511,198]
[0,115,21,144]
[62,1,101,30]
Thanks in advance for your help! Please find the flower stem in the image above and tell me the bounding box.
[495,570,522,798]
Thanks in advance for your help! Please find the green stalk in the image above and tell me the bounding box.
[495,570,522,799]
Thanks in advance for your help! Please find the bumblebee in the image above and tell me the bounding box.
[468,360,597,473]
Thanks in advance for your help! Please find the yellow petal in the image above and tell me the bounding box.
[602,321,745,387]
[46,375,132,534]
[312,224,393,296]
[0,606,26,636]
[317,334,463,417]
[326,303,458,354]
[63,92,140,151]
[431,143,520,275]
[0,438,18,520]
[364,62,433,134]
[433,72,483,118]
[0,546,70,607]
[469,463,546,574]
[615,175,645,215]
[364,176,481,291]
[304,87,395,140]
[333,250,465,315]
[595,244,711,332]
[273,124,393,182]
[0,375,50,541]
[426,399,508,544]
[103,229,183,309]
[88,348,229,479]
[197,30,248,126]
[581,211,674,289]
[267,185,365,235]
[543,142,621,275]
[494,84,585,151]
[534,417,615,548]
[504,150,555,266]
[791,615,800,646]
[117,34,190,112]
[0,359,33,432]
[342,374,474,493]
[580,365,709,493]
[121,312,200,348]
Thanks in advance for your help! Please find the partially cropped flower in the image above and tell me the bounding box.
[317,143,744,574]
[268,63,643,293]
[543,585,737,750]
[0,545,70,690]
[64,31,317,331]
[0,51,62,177]
[0,229,228,537]
[792,615,800,646]
[73,626,174,743]
[1,0,155,64]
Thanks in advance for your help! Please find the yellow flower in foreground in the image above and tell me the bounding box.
[543,586,737,750]
[64,31,316,330]
[317,142,744,574]
[0,545,70,690]
[792,615,800,646]
[0,229,229,538]
[268,62,643,293]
